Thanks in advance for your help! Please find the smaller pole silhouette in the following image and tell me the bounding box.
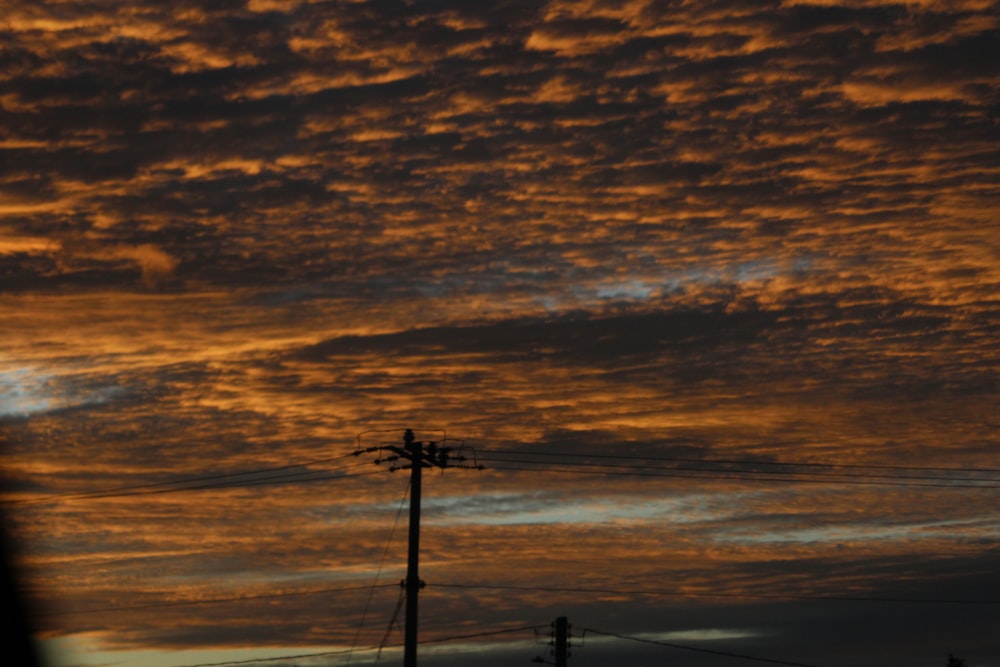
[534,617,570,666]
[555,616,569,667]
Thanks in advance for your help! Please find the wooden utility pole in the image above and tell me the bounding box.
[382,429,460,667]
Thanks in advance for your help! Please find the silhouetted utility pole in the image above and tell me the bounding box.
[365,429,480,667]
[554,616,569,667]
[534,617,571,667]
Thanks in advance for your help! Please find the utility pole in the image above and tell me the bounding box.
[554,616,569,667]
[533,617,570,667]
[367,429,478,667]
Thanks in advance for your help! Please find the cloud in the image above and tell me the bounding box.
[104,244,179,286]
[48,239,179,288]
[0,367,54,417]
[0,231,53,254]
[1,0,997,665]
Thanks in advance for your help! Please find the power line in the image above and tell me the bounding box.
[4,451,366,506]
[23,466,382,503]
[164,624,545,667]
[373,588,406,665]
[7,463,386,506]
[480,463,1000,490]
[478,448,1000,475]
[480,457,986,484]
[187,466,386,491]
[37,583,399,617]
[583,627,824,667]
[11,447,995,507]
[418,623,546,645]
[168,645,377,667]
[477,450,1000,483]
[432,582,1000,605]
[347,477,410,664]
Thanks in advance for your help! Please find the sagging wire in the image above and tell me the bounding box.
[346,478,410,666]
[373,587,407,666]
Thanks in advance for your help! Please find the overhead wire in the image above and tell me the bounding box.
[36,583,399,617]
[166,645,377,667]
[417,623,547,645]
[5,451,365,506]
[6,460,387,506]
[477,448,1000,475]
[477,450,1000,484]
[11,466,383,505]
[478,461,1000,490]
[9,430,468,509]
[582,627,825,667]
[162,624,545,667]
[345,477,410,666]
[432,582,1000,605]
[10,436,478,507]
[11,445,997,508]
[373,589,406,666]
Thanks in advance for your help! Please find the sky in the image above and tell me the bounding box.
[1,0,998,665]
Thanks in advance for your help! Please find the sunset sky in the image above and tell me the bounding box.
[1,0,999,666]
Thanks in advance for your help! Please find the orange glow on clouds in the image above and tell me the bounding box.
[1,0,998,665]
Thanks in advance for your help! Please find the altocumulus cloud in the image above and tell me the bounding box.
[1,1,998,666]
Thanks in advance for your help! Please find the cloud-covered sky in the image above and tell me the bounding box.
[1,1,998,666]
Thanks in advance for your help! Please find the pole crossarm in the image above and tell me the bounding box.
[386,442,452,469]
[359,430,484,472]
